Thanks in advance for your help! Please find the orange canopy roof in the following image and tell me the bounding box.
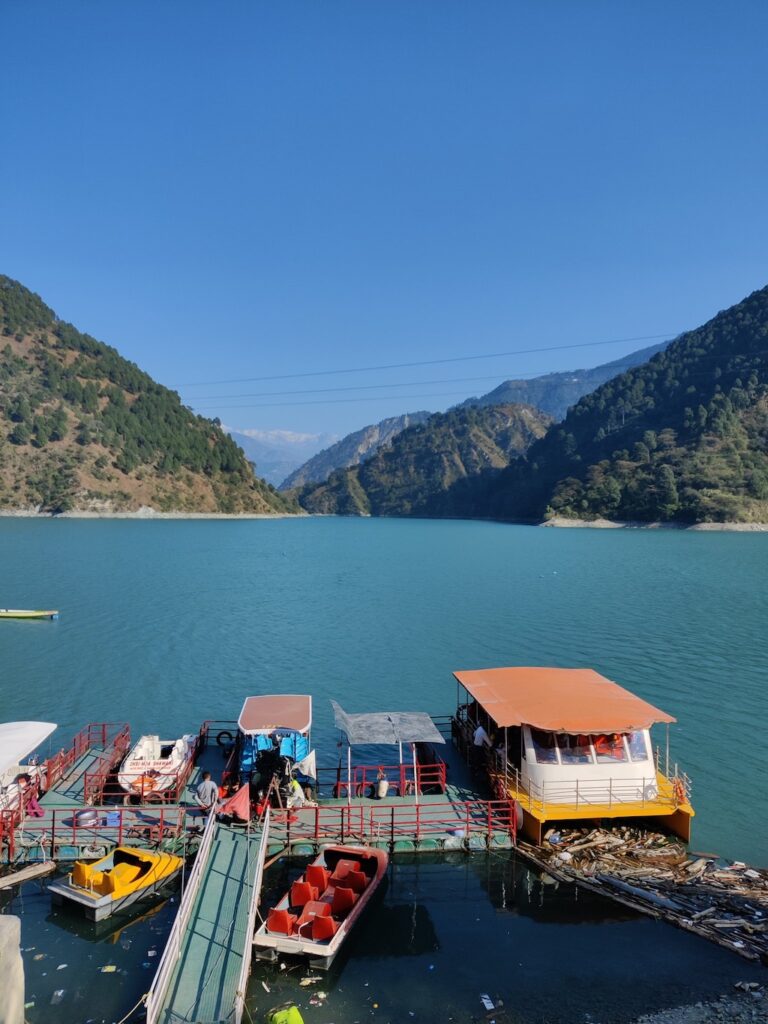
[238,695,312,735]
[453,667,675,733]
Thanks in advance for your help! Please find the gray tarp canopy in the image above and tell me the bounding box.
[331,700,445,747]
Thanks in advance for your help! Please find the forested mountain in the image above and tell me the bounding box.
[0,276,298,514]
[281,411,432,490]
[462,341,668,420]
[295,404,551,516]
[473,285,768,524]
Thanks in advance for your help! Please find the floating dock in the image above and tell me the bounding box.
[145,815,269,1024]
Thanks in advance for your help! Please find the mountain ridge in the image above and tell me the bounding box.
[0,275,298,515]
[280,411,432,490]
[295,403,551,516]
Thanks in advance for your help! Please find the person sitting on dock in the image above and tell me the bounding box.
[194,771,220,814]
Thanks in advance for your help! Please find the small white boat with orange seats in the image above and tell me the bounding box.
[118,733,196,802]
[254,844,388,970]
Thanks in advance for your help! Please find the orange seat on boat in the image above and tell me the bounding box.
[312,915,339,942]
[345,869,368,894]
[331,885,358,917]
[306,865,330,891]
[331,858,360,881]
[290,880,319,908]
[297,900,331,934]
[266,908,297,935]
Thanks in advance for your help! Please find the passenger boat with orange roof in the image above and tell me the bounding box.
[254,844,388,970]
[451,666,694,845]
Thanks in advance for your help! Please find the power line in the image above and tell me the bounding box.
[186,348,679,403]
[188,347,766,412]
[172,333,674,388]
[185,352,671,404]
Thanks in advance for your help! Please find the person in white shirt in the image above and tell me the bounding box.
[473,723,491,748]
[472,722,492,771]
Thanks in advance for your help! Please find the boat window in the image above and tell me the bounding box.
[627,731,648,762]
[591,733,627,763]
[530,729,559,764]
[558,734,594,764]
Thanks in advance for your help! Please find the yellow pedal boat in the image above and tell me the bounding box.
[49,846,182,921]
[0,608,59,620]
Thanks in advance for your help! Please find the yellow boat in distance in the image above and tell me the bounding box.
[0,608,59,620]
[49,846,183,921]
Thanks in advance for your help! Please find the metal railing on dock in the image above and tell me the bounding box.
[233,811,270,1024]
[269,798,517,848]
[145,809,218,1024]
[145,810,270,1024]
[2,805,186,863]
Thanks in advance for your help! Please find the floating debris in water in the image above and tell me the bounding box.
[100,965,117,973]
[57,963,68,970]
[33,953,45,961]
[50,989,65,1005]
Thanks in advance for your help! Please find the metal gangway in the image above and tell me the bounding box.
[146,809,270,1024]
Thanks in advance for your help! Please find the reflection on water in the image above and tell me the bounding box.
[248,854,764,1024]
[3,871,176,1024]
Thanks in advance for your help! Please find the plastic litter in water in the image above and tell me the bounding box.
[480,994,495,1012]
[57,963,68,970]
[100,965,117,973]
[262,981,270,993]
[24,1003,35,1010]
[142,961,151,968]
[50,990,65,1005]
[148,949,157,957]
[33,953,45,961]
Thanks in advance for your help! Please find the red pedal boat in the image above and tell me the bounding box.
[254,845,388,970]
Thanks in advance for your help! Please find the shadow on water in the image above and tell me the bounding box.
[4,871,177,1024]
[248,853,765,1024]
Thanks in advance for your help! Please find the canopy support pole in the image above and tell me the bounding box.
[665,724,670,777]
[412,743,418,805]
[347,744,352,806]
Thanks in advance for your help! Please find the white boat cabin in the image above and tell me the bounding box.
[518,724,658,805]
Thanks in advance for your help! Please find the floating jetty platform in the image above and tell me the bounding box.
[0,716,517,1024]
[1,669,765,1023]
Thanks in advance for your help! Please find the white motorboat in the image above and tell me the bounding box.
[118,734,196,801]
[0,721,56,814]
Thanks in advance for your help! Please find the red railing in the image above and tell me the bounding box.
[0,723,131,850]
[314,761,447,799]
[2,805,187,863]
[43,722,131,794]
[83,749,199,806]
[268,798,517,848]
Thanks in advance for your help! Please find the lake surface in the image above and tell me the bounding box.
[1,517,767,1022]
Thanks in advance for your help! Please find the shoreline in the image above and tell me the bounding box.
[0,508,766,530]
[541,515,768,532]
[0,507,300,520]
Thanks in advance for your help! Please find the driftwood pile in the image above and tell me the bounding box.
[520,827,768,964]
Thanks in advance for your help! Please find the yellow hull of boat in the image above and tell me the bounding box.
[71,846,182,901]
[0,609,59,620]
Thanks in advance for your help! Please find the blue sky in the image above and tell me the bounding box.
[2,1,766,437]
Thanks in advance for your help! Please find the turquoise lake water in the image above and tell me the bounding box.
[1,518,767,1022]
